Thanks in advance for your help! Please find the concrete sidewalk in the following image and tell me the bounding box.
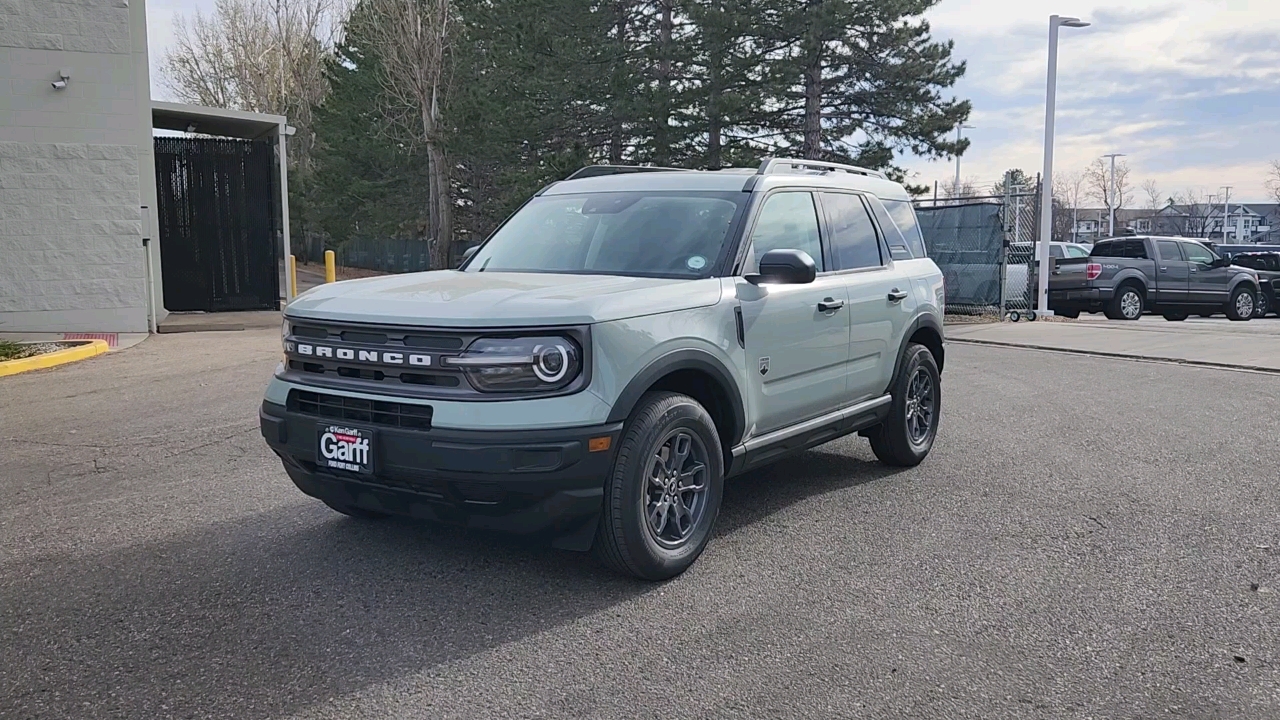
[946,317,1280,372]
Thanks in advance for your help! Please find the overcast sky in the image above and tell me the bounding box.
[146,0,1280,203]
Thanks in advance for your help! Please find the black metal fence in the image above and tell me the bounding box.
[155,137,279,311]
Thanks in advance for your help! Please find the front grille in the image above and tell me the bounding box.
[288,390,433,430]
[282,320,473,395]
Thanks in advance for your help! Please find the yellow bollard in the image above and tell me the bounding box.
[324,250,336,283]
[288,255,298,299]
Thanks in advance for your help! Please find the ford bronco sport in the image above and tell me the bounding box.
[260,158,946,580]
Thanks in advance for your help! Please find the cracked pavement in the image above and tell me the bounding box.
[2,328,1279,719]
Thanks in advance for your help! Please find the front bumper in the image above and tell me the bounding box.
[259,400,622,550]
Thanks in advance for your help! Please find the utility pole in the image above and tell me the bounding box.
[1102,153,1126,236]
[1221,186,1233,242]
[954,124,974,191]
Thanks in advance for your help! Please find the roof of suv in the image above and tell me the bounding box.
[542,161,912,201]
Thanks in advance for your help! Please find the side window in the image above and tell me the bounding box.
[1050,245,1065,259]
[1182,242,1215,265]
[748,192,824,272]
[1123,240,1149,259]
[821,192,883,270]
[1064,245,1090,258]
[1091,242,1113,257]
[1156,240,1183,262]
[881,199,927,258]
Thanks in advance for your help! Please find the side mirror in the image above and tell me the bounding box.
[747,249,817,285]
[458,245,479,268]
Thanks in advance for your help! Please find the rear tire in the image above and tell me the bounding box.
[1057,309,1080,319]
[594,392,724,581]
[1225,286,1256,321]
[1105,284,1144,320]
[868,344,941,468]
[321,499,389,519]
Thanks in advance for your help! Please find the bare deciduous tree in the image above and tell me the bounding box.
[161,0,343,169]
[363,0,457,270]
[1053,170,1086,241]
[1085,157,1132,222]
[1173,188,1212,238]
[1141,179,1163,211]
[1266,160,1280,205]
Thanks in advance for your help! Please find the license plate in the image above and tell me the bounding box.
[317,424,374,474]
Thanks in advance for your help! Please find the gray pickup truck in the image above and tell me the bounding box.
[1047,236,1262,321]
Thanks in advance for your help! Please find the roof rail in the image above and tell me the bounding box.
[757,157,887,180]
[565,165,685,181]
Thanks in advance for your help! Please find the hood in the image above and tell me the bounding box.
[285,271,724,327]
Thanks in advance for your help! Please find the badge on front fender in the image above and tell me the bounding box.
[317,424,374,474]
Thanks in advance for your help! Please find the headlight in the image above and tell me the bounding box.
[446,336,582,393]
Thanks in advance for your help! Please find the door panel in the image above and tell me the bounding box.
[737,191,852,436]
[739,277,851,435]
[1182,242,1229,303]
[1153,239,1190,303]
[845,266,915,401]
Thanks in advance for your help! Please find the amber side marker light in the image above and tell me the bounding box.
[588,437,612,453]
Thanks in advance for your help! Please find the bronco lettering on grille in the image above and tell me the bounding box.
[291,342,432,367]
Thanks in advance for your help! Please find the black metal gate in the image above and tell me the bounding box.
[155,137,279,312]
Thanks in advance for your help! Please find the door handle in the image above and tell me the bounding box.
[1159,266,1168,272]
[1190,267,1198,273]
[817,298,845,313]
[887,289,909,303]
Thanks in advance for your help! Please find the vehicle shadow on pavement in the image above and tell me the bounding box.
[0,506,648,719]
[0,446,903,719]
[717,444,908,536]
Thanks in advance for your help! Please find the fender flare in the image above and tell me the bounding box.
[606,348,747,447]
[1228,275,1260,295]
[886,314,945,395]
[1112,271,1148,296]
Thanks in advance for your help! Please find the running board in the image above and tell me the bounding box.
[728,395,892,475]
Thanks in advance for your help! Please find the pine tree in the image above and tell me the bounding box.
[308,14,432,250]
[752,0,969,174]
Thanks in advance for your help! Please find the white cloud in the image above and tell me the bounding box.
[903,0,1280,202]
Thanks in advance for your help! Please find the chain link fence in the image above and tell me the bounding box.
[331,237,435,274]
[914,183,1041,318]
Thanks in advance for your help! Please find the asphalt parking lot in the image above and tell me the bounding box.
[2,328,1279,719]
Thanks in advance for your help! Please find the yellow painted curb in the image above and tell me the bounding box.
[0,340,110,378]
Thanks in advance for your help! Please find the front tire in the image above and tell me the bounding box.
[1254,289,1272,318]
[1225,286,1256,321]
[1163,311,1188,321]
[868,343,941,468]
[595,392,724,581]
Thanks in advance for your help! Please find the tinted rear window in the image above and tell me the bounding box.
[881,199,926,259]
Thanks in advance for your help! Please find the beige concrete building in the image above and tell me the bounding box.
[0,0,292,338]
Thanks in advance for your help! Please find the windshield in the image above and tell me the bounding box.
[465,192,745,278]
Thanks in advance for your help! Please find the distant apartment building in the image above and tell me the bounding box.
[1065,203,1280,244]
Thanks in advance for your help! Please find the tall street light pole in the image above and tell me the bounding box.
[954,124,974,191]
[1221,186,1233,242]
[1036,14,1090,316]
[1102,153,1126,236]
